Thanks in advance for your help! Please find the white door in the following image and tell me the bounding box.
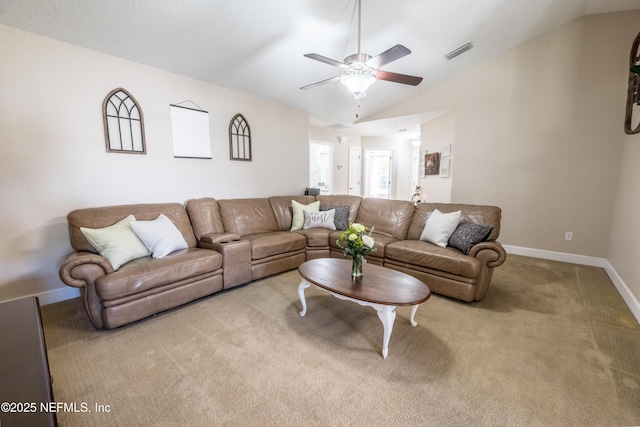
[348,146,361,196]
[364,149,392,199]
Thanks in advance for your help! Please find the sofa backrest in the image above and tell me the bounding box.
[407,203,502,241]
[67,203,197,253]
[269,196,317,231]
[217,198,280,236]
[316,195,362,225]
[185,197,226,239]
[355,198,415,240]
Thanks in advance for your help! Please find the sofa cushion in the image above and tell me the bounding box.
[316,195,362,225]
[290,200,320,231]
[385,240,481,279]
[320,205,349,230]
[68,203,198,253]
[130,214,189,258]
[448,219,494,254]
[331,231,398,259]
[294,228,333,247]
[355,198,415,240]
[408,203,502,241]
[303,209,336,230]
[242,232,307,260]
[218,198,280,236]
[420,209,461,248]
[81,215,151,270]
[94,248,223,300]
[185,197,226,239]
[269,196,317,231]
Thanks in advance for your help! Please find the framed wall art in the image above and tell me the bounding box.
[102,88,146,154]
[229,113,252,161]
[425,152,440,175]
[169,102,212,159]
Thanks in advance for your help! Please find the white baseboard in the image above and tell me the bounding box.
[22,286,80,306]
[38,286,80,305]
[503,245,608,268]
[602,261,640,325]
[1,286,79,306]
[503,245,640,324]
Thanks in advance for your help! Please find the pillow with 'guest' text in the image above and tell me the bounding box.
[302,209,336,230]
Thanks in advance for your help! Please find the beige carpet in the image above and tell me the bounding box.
[40,255,640,426]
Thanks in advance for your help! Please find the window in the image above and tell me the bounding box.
[102,88,146,154]
[229,114,252,160]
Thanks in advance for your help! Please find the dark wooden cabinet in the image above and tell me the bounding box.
[0,297,57,427]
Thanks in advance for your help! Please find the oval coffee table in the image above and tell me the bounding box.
[298,258,431,358]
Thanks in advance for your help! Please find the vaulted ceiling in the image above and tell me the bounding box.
[1,0,638,136]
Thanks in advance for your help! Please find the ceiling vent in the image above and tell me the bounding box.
[445,42,473,60]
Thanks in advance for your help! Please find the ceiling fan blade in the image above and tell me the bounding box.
[300,76,341,90]
[366,44,411,68]
[304,53,347,69]
[375,70,423,86]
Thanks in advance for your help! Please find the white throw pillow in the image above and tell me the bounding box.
[302,209,336,230]
[420,209,462,247]
[81,215,151,270]
[130,214,189,259]
[290,200,320,231]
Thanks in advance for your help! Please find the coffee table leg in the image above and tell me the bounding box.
[298,280,310,316]
[376,306,397,359]
[410,304,419,327]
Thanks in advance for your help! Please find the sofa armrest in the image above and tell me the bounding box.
[58,251,113,288]
[200,232,242,245]
[207,239,251,289]
[468,241,507,268]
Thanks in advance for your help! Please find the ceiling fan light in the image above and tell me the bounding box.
[340,74,376,98]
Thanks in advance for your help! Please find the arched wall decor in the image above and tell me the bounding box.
[625,31,640,135]
[103,88,146,153]
[229,114,252,161]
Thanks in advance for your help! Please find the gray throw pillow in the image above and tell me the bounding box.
[320,205,350,230]
[448,219,494,255]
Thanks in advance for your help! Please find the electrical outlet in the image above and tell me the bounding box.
[565,232,573,241]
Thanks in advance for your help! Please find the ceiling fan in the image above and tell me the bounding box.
[300,0,423,99]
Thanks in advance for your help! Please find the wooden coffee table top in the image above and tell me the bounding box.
[298,258,431,306]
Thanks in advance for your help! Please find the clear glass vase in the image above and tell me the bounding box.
[351,255,363,278]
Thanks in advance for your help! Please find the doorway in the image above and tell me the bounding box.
[309,141,333,193]
[364,149,392,199]
[348,146,361,196]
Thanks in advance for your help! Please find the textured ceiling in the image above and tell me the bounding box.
[1,0,638,137]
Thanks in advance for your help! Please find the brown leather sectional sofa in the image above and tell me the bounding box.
[59,195,506,329]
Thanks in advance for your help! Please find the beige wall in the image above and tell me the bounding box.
[367,10,640,312]
[608,131,640,308]
[419,111,454,203]
[370,11,637,259]
[0,25,309,302]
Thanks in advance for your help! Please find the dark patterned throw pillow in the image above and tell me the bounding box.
[320,205,350,230]
[448,219,494,255]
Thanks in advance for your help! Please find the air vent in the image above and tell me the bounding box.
[444,42,473,60]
